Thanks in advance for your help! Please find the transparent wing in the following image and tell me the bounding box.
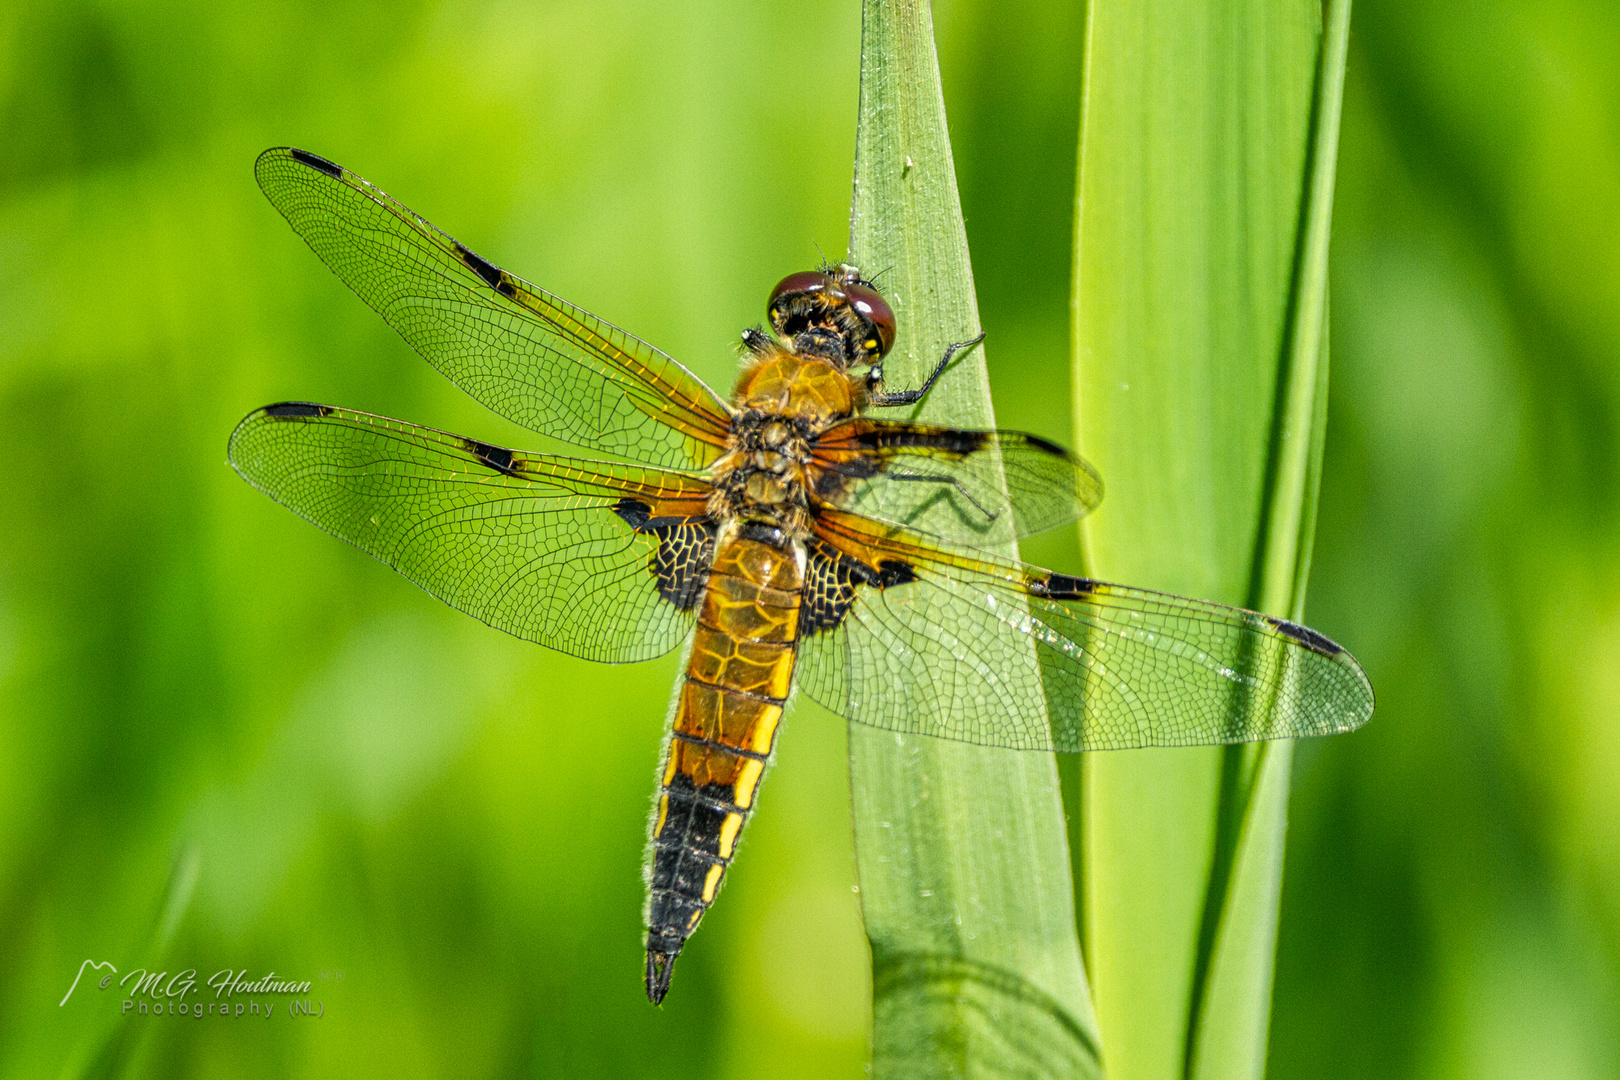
[813,419,1103,544]
[255,147,733,470]
[228,402,715,663]
[797,510,1373,751]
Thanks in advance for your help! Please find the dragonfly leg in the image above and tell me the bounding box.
[867,331,986,408]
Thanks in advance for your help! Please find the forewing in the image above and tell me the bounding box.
[228,403,715,663]
[797,510,1373,751]
[813,420,1103,544]
[255,147,732,469]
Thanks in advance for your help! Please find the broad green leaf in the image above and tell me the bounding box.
[1072,1,1352,1079]
[845,1,1101,1075]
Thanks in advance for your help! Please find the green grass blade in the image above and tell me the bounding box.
[846,1,1101,1074]
[1188,4,1350,1076]
[58,846,200,1080]
[1072,1,1352,1079]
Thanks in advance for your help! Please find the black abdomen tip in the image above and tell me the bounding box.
[289,149,343,178]
[646,948,678,1005]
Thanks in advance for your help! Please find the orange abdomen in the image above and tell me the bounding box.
[643,529,804,1002]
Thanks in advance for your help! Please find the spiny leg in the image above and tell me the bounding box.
[866,331,986,408]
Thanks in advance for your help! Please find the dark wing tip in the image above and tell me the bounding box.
[228,403,335,473]
[1267,616,1343,657]
[1019,432,1073,459]
[1003,430,1106,515]
[260,401,335,419]
[284,148,345,178]
[1266,616,1378,731]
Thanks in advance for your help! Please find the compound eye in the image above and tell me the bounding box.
[845,282,896,356]
[767,271,833,313]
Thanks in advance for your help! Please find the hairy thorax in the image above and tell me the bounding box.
[708,344,859,536]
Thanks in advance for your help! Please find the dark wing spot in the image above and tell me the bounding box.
[464,438,518,476]
[801,542,919,636]
[802,539,860,635]
[262,402,334,419]
[454,242,504,291]
[612,498,653,531]
[289,149,343,178]
[874,560,917,587]
[1267,617,1343,657]
[614,498,710,533]
[937,430,990,456]
[611,502,716,610]
[651,520,717,611]
[1033,573,1097,600]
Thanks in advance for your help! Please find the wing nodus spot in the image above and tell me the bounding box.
[289,149,343,178]
[1268,616,1342,656]
[454,241,506,292]
[1034,573,1097,600]
[463,438,518,476]
[262,402,334,419]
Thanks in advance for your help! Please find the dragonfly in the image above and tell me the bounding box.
[231,147,1374,1005]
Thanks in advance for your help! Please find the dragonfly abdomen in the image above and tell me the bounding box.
[644,524,805,1003]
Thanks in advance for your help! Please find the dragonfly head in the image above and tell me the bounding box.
[767,265,895,370]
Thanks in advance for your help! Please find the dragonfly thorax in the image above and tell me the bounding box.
[710,407,820,536]
[732,347,857,421]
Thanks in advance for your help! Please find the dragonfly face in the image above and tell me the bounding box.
[766,265,896,367]
[231,147,1375,1006]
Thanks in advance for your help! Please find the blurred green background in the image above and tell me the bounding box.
[1,1,1617,1077]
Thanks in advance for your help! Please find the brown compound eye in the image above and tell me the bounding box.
[845,282,896,357]
[767,271,833,314]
